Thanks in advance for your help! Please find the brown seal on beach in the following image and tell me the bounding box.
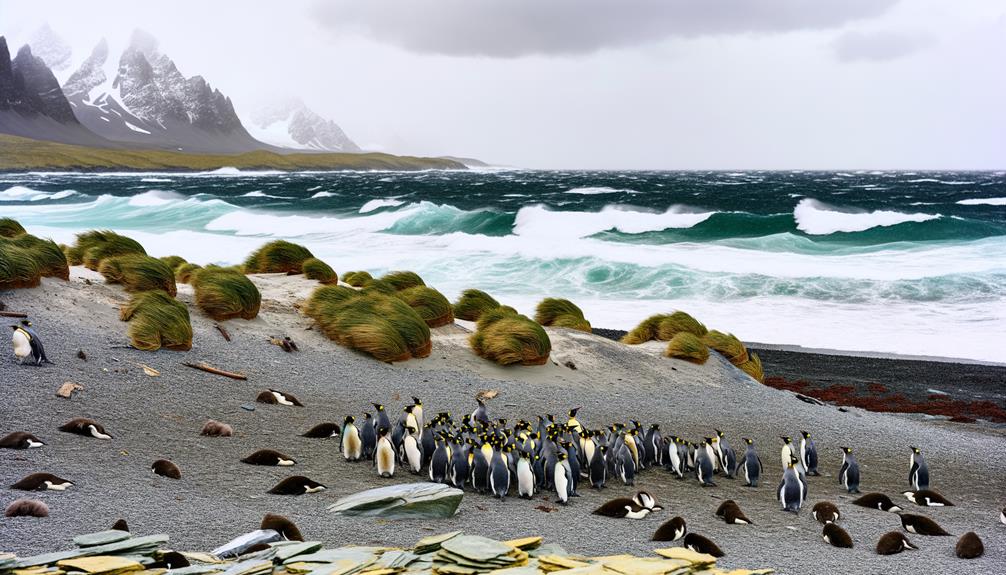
[4,499,49,518]
[955,532,984,559]
[852,492,902,513]
[812,501,841,524]
[111,518,129,532]
[592,498,650,519]
[0,431,45,449]
[242,449,296,466]
[822,523,853,548]
[261,513,304,541]
[268,476,325,495]
[256,389,303,406]
[903,489,954,507]
[683,533,724,557]
[715,500,753,525]
[652,516,687,541]
[151,459,181,479]
[900,513,951,536]
[201,420,233,437]
[10,473,74,491]
[301,422,340,438]
[876,531,916,555]
[59,417,112,440]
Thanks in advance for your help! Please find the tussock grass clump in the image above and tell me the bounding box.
[175,262,203,284]
[70,230,146,270]
[453,289,502,321]
[470,308,551,366]
[4,234,69,280]
[99,254,177,296]
[703,330,750,366]
[119,291,192,351]
[342,270,373,287]
[663,332,710,364]
[738,352,765,382]
[192,267,261,320]
[159,255,188,270]
[395,286,454,328]
[303,285,431,362]
[0,218,26,238]
[0,243,41,289]
[380,270,425,290]
[534,298,591,332]
[622,311,707,344]
[243,240,314,274]
[302,257,337,284]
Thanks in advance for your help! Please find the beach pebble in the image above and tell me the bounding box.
[241,404,256,412]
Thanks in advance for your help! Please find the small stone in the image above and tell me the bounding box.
[241,404,256,412]
[77,350,87,361]
[56,382,83,399]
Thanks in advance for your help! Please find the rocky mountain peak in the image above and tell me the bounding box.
[6,43,77,122]
[63,38,108,100]
[28,23,72,71]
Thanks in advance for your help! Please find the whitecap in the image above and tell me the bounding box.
[957,197,1006,206]
[0,185,81,201]
[360,198,405,213]
[794,198,939,235]
[513,204,715,239]
[140,178,173,183]
[241,190,291,199]
[565,186,638,195]
[127,190,186,207]
[311,191,336,198]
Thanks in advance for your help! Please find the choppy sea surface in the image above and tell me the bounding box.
[3,168,1004,363]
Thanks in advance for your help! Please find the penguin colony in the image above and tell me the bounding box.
[4,321,1000,562]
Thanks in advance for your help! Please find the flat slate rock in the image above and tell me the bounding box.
[326,482,462,519]
[73,531,132,548]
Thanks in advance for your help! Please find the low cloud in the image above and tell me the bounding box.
[832,30,933,62]
[313,0,897,58]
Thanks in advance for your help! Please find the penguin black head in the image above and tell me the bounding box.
[377,426,390,437]
[403,405,415,414]
[703,437,713,445]
[344,415,355,424]
[569,407,580,417]
[412,396,422,406]
[20,320,32,327]
[650,423,659,430]
[910,446,921,454]
[801,431,811,439]
[556,450,568,461]
[373,403,384,411]
[9,325,17,331]
[840,446,853,454]
[405,425,417,435]
[715,429,724,438]
[742,437,753,445]
[781,436,792,443]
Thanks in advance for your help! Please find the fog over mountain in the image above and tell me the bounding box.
[0,0,1003,168]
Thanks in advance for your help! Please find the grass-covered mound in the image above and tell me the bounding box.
[342,271,373,287]
[119,291,193,351]
[703,330,750,366]
[175,263,202,284]
[663,332,710,364]
[243,240,314,274]
[159,255,188,271]
[98,254,177,296]
[380,270,425,290]
[303,285,431,362]
[453,289,502,321]
[302,257,338,284]
[394,286,455,328]
[192,267,261,320]
[0,218,26,238]
[470,308,551,366]
[738,352,764,382]
[622,311,708,344]
[534,298,591,332]
[3,234,69,281]
[66,230,146,270]
[0,242,40,289]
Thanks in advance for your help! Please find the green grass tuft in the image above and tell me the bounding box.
[622,311,707,344]
[243,240,314,274]
[0,218,26,238]
[534,298,591,332]
[119,291,193,351]
[453,288,502,321]
[4,234,69,281]
[303,286,431,362]
[71,230,146,271]
[380,270,425,291]
[159,255,188,271]
[191,267,261,321]
[302,257,338,284]
[738,352,765,382]
[0,242,41,289]
[470,307,551,366]
[342,270,373,287]
[394,286,455,328]
[98,254,177,296]
[663,332,710,364]
[702,330,750,366]
[175,262,202,284]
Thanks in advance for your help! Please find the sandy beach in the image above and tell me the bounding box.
[1,270,1004,574]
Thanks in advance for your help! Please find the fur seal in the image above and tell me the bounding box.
[0,431,45,449]
[683,533,724,557]
[592,498,651,519]
[955,532,984,559]
[900,513,951,536]
[302,422,340,438]
[852,492,902,513]
[652,516,687,541]
[902,489,954,507]
[58,418,112,440]
[10,473,74,491]
[812,501,841,524]
[822,523,853,548]
[242,449,296,466]
[715,500,753,525]
[268,476,326,495]
[876,531,916,555]
[4,499,49,518]
[201,420,233,437]
[152,459,181,479]
[261,513,304,541]
[256,389,303,406]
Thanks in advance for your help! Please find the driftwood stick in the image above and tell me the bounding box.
[183,361,247,380]
[214,324,232,342]
[0,310,29,318]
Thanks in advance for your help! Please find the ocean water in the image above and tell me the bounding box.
[2,168,1004,363]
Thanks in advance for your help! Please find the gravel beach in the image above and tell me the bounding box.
[1,271,1004,574]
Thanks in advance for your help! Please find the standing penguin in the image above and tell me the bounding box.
[562,441,580,496]
[411,397,424,430]
[741,438,762,488]
[839,447,861,494]
[448,437,470,490]
[375,427,395,478]
[780,436,797,473]
[800,431,819,476]
[471,440,491,494]
[489,445,510,499]
[589,444,608,489]
[615,444,636,486]
[11,321,51,365]
[341,416,362,461]
[778,457,806,513]
[428,433,450,483]
[665,437,685,479]
[695,438,716,487]
[516,450,535,498]
[402,426,423,474]
[360,413,377,460]
[554,450,572,504]
[471,399,490,428]
[373,403,390,432]
[909,447,929,491]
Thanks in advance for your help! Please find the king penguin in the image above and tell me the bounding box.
[11,321,50,365]
[909,446,930,491]
[554,450,572,504]
[429,432,450,483]
[589,444,608,489]
[778,457,806,513]
[341,415,362,461]
[741,438,762,487]
[489,444,510,499]
[839,447,861,494]
[800,431,819,476]
[375,426,395,478]
[402,426,423,473]
[516,449,535,498]
[695,438,716,487]
[360,413,377,460]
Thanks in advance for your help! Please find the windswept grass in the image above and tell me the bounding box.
[342,270,373,287]
[0,243,41,289]
[243,240,314,274]
[69,230,146,270]
[703,330,750,366]
[4,234,69,280]
[119,291,192,351]
[738,352,765,382]
[302,257,338,284]
[395,286,455,327]
[453,289,502,321]
[175,262,202,284]
[303,285,431,362]
[159,255,188,271]
[0,218,26,238]
[380,270,425,291]
[192,267,261,320]
[622,311,707,344]
[534,298,591,332]
[470,307,551,366]
[663,332,710,364]
[99,254,177,296]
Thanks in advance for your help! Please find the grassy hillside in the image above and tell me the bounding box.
[0,134,465,172]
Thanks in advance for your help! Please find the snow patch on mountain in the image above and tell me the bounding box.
[249,98,359,152]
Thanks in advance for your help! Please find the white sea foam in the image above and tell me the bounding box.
[359,198,405,213]
[127,190,186,207]
[0,186,80,201]
[241,190,291,199]
[140,178,173,183]
[513,204,714,239]
[957,197,1006,206]
[311,191,336,198]
[906,178,975,185]
[794,198,940,235]
[565,186,637,195]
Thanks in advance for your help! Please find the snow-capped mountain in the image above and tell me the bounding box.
[61,30,265,153]
[27,24,72,72]
[249,98,360,152]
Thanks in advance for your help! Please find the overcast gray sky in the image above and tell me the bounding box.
[2,0,1003,168]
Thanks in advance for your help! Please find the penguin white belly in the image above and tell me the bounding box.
[272,392,293,406]
[377,440,395,477]
[304,485,325,494]
[624,507,650,520]
[277,458,295,466]
[27,439,44,448]
[343,429,362,459]
[517,461,534,496]
[89,425,112,440]
[12,330,31,359]
[906,525,916,534]
[45,481,71,491]
[554,468,569,502]
[404,438,422,472]
[780,445,791,470]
